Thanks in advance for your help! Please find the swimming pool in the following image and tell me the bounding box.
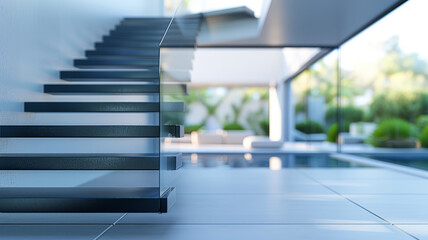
[363,154,428,171]
[182,154,369,169]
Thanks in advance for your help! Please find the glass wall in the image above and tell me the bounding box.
[183,87,269,135]
[159,3,201,198]
[291,51,339,150]
[291,0,428,154]
[339,0,428,153]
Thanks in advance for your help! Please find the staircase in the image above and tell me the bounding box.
[0,16,201,212]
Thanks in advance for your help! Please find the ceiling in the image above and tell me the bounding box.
[188,0,408,86]
[198,0,407,48]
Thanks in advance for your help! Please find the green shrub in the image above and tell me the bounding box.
[295,121,324,134]
[259,118,269,136]
[420,125,428,148]
[325,106,364,131]
[369,92,428,122]
[368,119,418,148]
[416,115,428,130]
[327,123,338,143]
[295,103,305,114]
[184,124,203,134]
[223,122,245,131]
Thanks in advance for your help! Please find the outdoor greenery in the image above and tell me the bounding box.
[295,120,324,134]
[292,35,428,148]
[416,115,428,130]
[327,123,339,143]
[419,125,428,148]
[369,91,428,122]
[368,119,418,148]
[259,118,269,136]
[184,124,204,134]
[183,88,269,135]
[223,122,245,131]
[325,106,364,131]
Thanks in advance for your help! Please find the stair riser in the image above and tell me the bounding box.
[94,41,164,48]
[87,49,159,57]
[25,103,160,113]
[44,84,187,95]
[60,71,159,81]
[102,36,196,44]
[0,157,159,170]
[45,85,159,94]
[0,187,175,213]
[0,125,183,138]
[75,65,158,70]
[107,34,197,41]
[24,102,185,113]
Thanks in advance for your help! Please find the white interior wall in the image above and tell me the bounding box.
[0,0,163,154]
[190,48,285,86]
[0,0,163,186]
[0,0,162,113]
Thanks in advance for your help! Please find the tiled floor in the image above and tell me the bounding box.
[1,165,428,239]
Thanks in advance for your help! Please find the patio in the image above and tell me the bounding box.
[0,156,427,239]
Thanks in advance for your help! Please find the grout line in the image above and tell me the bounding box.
[113,222,390,226]
[0,222,398,226]
[298,170,419,240]
[174,192,341,195]
[93,213,128,240]
[93,225,113,240]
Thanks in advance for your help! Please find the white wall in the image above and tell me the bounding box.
[0,0,163,186]
[0,0,162,154]
[0,0,162,113]
[190,48,285,86]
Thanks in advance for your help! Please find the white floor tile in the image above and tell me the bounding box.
[397,225,428,240]
[100,225,413,240]
[176,169,332,194]
[346,195,428,224]
[299,169,421,180]
[0,225,108,240]
[120,194,384,224]
[320,179,428,194]
[0,213,123,224]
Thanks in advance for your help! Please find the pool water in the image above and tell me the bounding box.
[182,154,369,169]
[365,155,428,171]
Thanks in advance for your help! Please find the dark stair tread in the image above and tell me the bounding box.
[74,59,158,69]
[60,70,159,81]
[106,36,197,42]
[0,125,183,138]
[24,102,186,112]
[114,26,200,32]
[44,84,187,95]
[90,47,160,54]
[92,47,163,55]
[74,64,158,70]
[110,29,199,35]
[103,35,196,43]
[0,153,182,170]
[120,20,200,25]
[95,40,171,48]
[122,17,200,21]
[102,36,161,43]
[160,42,198,48]
[0,187,175,213]
[94,42,160,50]
[86,49,159,58]
[117,22,200,26]
[106,35,196,41]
